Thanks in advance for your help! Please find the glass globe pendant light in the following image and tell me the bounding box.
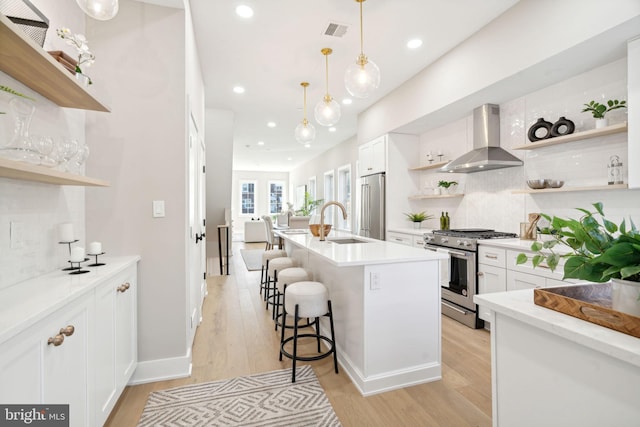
[294,82,316,145]
[344,0,380,99]
[76,0,119,21]
[314,48,341,127]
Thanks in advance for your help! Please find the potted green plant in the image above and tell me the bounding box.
[437,180,458,195]
[403,211,433,229]
[516,202,640,316]
[581,99,627,129]
[295,191,323,217]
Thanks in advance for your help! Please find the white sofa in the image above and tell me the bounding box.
[244,220,267,242]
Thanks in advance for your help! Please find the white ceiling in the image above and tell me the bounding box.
[184,0,520,172]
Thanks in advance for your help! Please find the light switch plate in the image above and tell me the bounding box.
[152,200,165,218]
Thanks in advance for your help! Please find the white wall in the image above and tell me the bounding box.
[85,0,197,378]
[0,0,86,288]
[411,58,639,234]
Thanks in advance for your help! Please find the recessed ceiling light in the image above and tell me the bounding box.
[257,141,264,146]
[304,143,311,148]
[267,121,276,128]
[407,39,423,49]
[235,5,253,18]
[329,127,336,132]
[342,98,352,105]
[233,86,245,94]
[287,157,293,161]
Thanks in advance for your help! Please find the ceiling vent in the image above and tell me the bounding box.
[323,21,348,37]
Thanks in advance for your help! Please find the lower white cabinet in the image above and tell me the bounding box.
[477,243,575,323]
[387,231,413,246]
[478,264,507,321]
[0,294,92,426]
[95,265,137,426]
[0,257,138,427]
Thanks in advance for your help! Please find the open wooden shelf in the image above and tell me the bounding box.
[0,15,110,112]
[512,184,627,194]
[409,193,464,200]
[408,160,449,171]
[0,157,110,186]
[512,122,627,150]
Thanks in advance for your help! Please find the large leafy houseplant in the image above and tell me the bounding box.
[516,202,640,283]
[295,192,323,216]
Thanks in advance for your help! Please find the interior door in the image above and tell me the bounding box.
[188,112,205,347]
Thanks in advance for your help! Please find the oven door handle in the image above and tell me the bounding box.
[442,301,469,315]
[447,249,468,257]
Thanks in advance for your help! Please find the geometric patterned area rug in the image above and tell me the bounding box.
[137,365,342,426]
[240,249,264,271]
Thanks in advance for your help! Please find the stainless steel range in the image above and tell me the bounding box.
[424,228,517,328]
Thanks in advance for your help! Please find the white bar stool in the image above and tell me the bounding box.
[273,267,311,331]
[279,281,338,382]
[266,257,295,313]
[260,249,286,298]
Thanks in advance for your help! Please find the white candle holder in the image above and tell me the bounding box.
[68,260,89,275]
[59,239,79,271]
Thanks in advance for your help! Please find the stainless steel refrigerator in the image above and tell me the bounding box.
[358,172,385,240]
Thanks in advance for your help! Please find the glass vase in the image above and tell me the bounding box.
[1,97,40,164]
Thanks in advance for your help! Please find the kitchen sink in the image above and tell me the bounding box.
[327,237,369,244]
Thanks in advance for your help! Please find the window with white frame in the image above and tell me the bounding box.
[308,176,317,200]
[268,180,285,214]
[240,180,256,215]
[323,170,335,224]
[337,164,351,230]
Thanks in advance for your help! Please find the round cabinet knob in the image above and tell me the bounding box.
[48,334,64,346]
[60,325,75,336]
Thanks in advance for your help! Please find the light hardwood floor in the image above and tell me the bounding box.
[106,242,492,427]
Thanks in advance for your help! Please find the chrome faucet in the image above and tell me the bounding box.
[319,201,348,241]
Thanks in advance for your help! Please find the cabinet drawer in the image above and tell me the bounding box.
[506,249,565,280]
[387,232,412,246]
[478,246,506,268]
[412,235,425,248]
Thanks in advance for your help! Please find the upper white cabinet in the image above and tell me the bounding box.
[358,135,386,177]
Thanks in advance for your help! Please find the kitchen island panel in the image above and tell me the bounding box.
[280,231,443,395]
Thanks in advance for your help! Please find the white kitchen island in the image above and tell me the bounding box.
[275,230,446,396]
[475,289,640,427]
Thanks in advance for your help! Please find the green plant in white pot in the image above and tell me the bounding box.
[404,211,433,229]
[516,202,640,316]
[581,99,627,129]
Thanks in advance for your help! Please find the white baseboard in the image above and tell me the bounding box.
[129,350,193,385]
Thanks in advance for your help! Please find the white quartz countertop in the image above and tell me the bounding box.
[387,227,432,236]
[275,230,446,267]
[478,237,575,255]
[0,256,140,343]
[474,288,640,368]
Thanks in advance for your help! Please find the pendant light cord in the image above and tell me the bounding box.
[359,0,364,56]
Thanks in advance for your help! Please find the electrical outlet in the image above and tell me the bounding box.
[152,200,165,218]
[370,272,381,290]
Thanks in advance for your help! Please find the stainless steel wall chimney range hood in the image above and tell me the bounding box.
[438,104,523,173]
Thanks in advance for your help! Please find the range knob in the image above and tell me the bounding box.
[441,238,449,243]
[457,239,471,247]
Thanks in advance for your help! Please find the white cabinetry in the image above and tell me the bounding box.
[477,243,574,322]
[477,246,507,322]
[386,230,426,248]
[0,294,93,426]
[358,135,386,177]
[95,265,137,426]
[0,258,138,427]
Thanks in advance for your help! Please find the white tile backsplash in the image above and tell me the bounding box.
[415,57,638,234]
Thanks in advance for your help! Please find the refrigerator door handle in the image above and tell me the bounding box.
[360,183,369,233]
